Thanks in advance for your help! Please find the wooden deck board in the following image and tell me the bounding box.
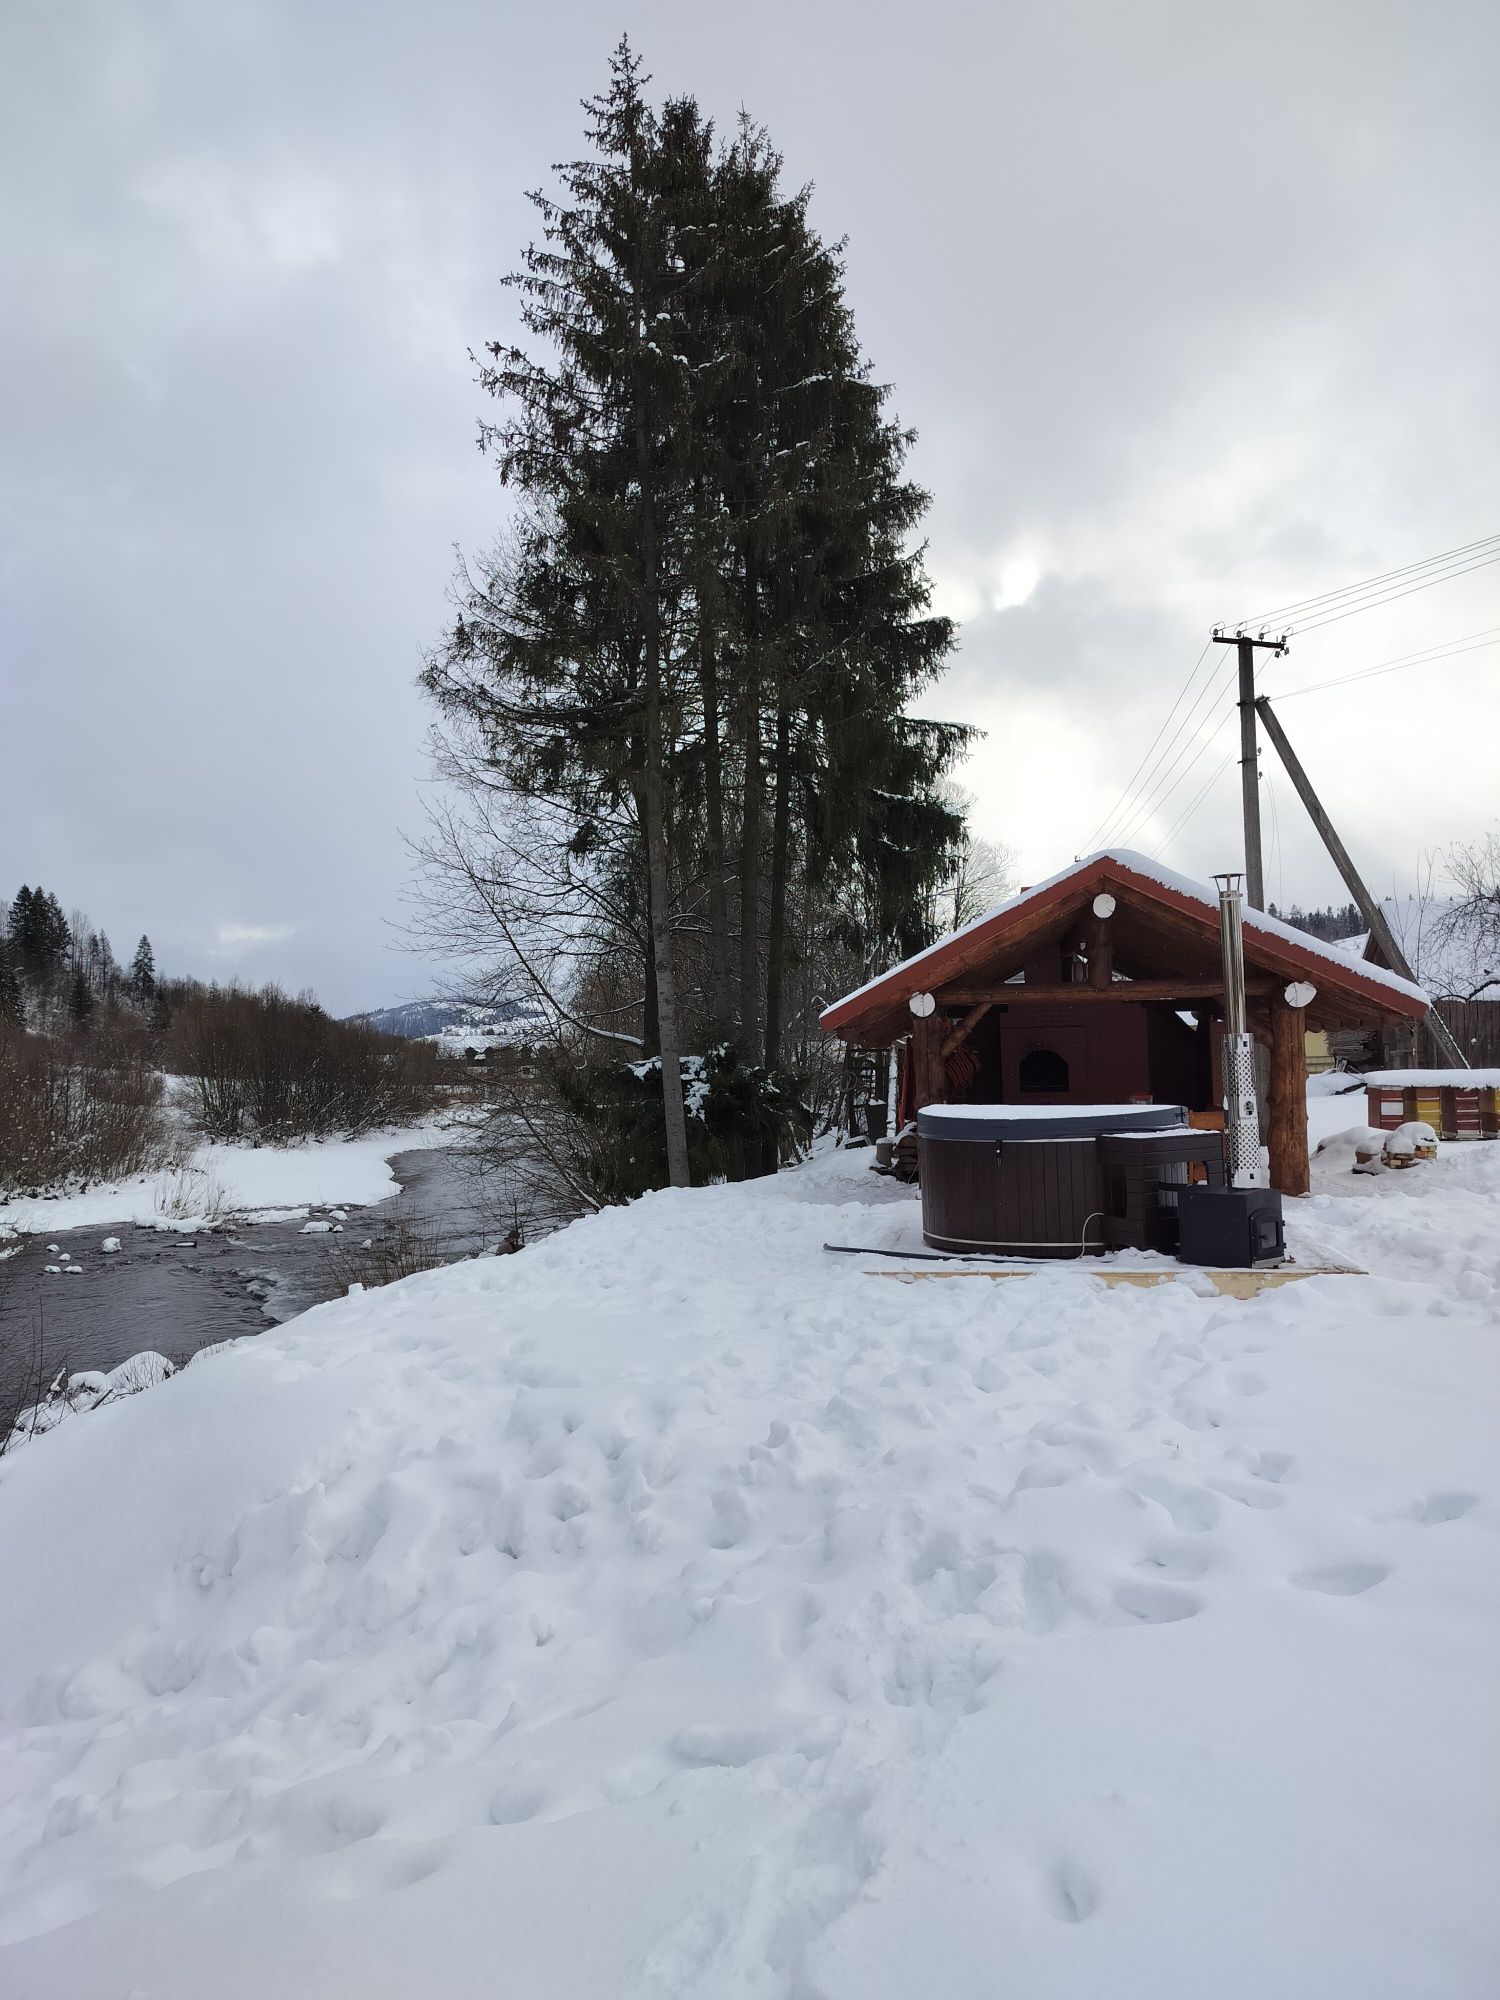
[868,1264,1363,1296]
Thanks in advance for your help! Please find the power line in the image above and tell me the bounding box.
[1114,703,1237,851]
[1081,641,1216,852]
[1091,532,1500,861]
[1092,647,1236,851]
[1284,549,1500,633]
[1237,530,1500,626]
[1268,627,1500,701]
[1151,742,1237,856]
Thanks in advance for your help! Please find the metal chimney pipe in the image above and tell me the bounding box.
[1213,872,1268,1190]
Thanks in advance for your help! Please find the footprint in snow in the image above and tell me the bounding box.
[1136,1539,1216,1582]
[1412,1491,1477,1525]
[1110,1581,1201,1626]
[1291,1562,1389,1596]
[672,1720,785,1768]
[490,1772,551,1824]
[1047,1860,1100,1924]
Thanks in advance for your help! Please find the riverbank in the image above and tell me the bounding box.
[0,1118,460,1238]
[0,1133,498,1426]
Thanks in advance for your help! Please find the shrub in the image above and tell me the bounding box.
[166,986,442,1142]
[553,1043,812,1206]
[0,1016,169,1193]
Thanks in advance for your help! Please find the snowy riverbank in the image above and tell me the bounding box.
[0,1139,1496,1997]
[0,1119,459,1237]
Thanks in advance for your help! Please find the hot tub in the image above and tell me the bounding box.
[917,1102,1188,1258]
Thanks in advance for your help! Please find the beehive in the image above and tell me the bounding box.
[1365,1073,1500,1140]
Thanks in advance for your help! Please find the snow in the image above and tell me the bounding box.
[0,1136,1496,1997]
[822,849,1431,1023]
[921,1101,1182,1124]
[1303,1073,1368,1151]
[1365,1068,1500,1088]
[0,1121,455,1236]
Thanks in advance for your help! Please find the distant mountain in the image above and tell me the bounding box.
[348,997,547,1047]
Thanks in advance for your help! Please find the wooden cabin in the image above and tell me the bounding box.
[820,851,1431,1196]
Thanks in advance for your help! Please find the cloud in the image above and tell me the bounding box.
[209,923,299,960]
[0,0,1496,1012]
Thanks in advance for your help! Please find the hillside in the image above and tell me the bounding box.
[348,997,545,1051]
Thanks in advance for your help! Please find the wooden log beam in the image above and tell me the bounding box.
[1269,999,1310,1196]
[909,1010,947,1108]
[1088,914,1114,989]
[933,979,1273,1006]
[942,1000,993,1059]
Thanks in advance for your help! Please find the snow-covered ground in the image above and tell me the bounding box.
[0,1139,1496,1997]
[0,1120,456,1236]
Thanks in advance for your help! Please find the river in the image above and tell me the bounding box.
[0,1142,552,1427]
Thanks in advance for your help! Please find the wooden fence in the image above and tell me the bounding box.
[1418,998,1500,1069]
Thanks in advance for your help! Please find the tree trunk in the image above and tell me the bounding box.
[737,560,764,1061]
[763,700,792,1069]
[635,412,690,1188]
[700,624,735,1040]
[639,818,660,1057]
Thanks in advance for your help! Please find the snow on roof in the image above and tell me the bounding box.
[1364,1068,1500,1088]
[821,848,1431,1024]
[1338,898,1500,1001]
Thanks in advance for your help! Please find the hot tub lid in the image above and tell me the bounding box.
[917,1102,1187,1143]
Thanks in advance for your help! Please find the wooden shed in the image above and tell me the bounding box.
[820,851,1431,1196]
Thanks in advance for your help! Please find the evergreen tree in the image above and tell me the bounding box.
[130,934,157,1003]
[69,965,94,1031]
[8,885,69,985]
[7,885,33,954]
[0,937,22,1023]
[423,45,969,1188]
[430,45,713,1186]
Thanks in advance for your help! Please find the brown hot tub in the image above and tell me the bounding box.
[917,1102,1188,1258]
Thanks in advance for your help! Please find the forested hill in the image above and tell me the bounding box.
[346,999,535,1040]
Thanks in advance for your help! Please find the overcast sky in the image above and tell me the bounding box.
[4,0,1497,1014]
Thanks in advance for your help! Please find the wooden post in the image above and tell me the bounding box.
[1088,915,1114,989]
[910,1011,947,1109]
[1269,1000,1309,1196]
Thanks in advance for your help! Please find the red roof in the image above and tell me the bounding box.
[820,850,1430,1045]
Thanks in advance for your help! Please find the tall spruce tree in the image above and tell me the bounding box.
[427,45,710,1185]
[424,46,970,1189]
[130,934,157,1003]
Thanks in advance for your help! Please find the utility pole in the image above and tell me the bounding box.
[1255,693,1469,1069]
[1213,628,1288,911]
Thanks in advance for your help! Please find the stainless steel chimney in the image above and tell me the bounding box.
[1214,873,1268,1190]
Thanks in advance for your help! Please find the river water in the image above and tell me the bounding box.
[0,1144,536,1423]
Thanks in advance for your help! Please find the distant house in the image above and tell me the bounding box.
[1333,898,1500,1067]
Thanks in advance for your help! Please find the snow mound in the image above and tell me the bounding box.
[0,1145,1496,1998]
